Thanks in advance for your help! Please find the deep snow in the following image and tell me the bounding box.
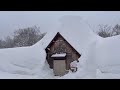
[0,15,120,79]
[96,35,120,74]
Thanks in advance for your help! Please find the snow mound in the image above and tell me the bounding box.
[0,45,46,76]
[96,35,120,73]
[36,15,98,53]
[2,15,120,79]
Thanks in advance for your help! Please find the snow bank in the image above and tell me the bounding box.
[2,15,118,79]
[96,69,120,79]
[0,45,46,76]
[96,35,120,73]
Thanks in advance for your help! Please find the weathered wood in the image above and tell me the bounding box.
[45,32,81,70]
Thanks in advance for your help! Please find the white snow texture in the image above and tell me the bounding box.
[0,15,120,79]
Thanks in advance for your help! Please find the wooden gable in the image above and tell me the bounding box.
[45,32,81,70]
[45,32,81,57]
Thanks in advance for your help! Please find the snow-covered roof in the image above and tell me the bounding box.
[51,53,66,57]
[34,15,98,54]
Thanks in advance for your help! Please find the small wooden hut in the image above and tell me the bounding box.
[45,32,81,76]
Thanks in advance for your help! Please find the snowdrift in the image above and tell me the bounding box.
[35,15,98,53]
[96,35,120,74]
[0,45,46,77]
[34,15,99,78]
[0,15,120,79]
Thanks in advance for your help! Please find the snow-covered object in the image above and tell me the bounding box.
[51,53,66,57]
[35,15,98,53]
[70,61,78,68]
[0,15,100,79]
[37,15,99,78]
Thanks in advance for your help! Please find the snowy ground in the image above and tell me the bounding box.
[0,15,120,79]
[1,66,120,79]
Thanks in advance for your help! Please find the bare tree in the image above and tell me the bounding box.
[13,26,46,47]
[0,39,4,48]
[112,24,120,36]
[0,26,46,49]
[97,24,120,38]
[4,36,14,48]
[97,24,113,38]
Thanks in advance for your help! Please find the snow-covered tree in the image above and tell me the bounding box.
[97,24,120,38]
[13,26,46,47]
[97,24,112,38]
[0,26,46,48]
[112,24,120,35]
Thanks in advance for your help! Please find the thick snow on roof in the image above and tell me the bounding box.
[51,53,66,57]
[34,15,98,54]
[33,15,99,78]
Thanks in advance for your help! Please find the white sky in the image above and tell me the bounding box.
[0,11,120,39]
